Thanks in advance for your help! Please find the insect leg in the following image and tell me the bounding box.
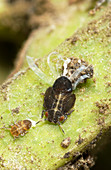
[44,118,48,121]
[61,109,75,124]
[66,109,75,116]
[13,135,19,140]
[36,120,43,124]
[41,110,46,118]
[36,113,45,124]
[61,115,67,123]
[0,126,10,130]
[58,122,65,134]
[21,132,26,136]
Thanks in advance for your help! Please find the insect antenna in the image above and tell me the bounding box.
[0,125,10,131]
[0,120,10,130]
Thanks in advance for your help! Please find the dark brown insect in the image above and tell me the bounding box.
[37,76,76,133]
[10,120,32,139]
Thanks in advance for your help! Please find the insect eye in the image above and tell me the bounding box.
[59,116,64,122]
[45,112,48,117]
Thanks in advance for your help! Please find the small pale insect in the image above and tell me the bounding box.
[62,57,93,90]
[10,120,32,139]
[61,137,71,148]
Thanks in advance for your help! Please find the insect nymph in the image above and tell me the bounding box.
[62,57,93,90]
[41,76,76,133]
[10,120,32,139]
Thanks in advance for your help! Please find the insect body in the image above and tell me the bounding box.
[10,120,32,139]
[39,76,76,133]
[62,57,93,90]
[61,137,71,148]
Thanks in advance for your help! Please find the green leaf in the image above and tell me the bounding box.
[0,3,111,169]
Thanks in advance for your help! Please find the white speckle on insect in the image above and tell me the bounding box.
[73,74,90,90]
[78,59,81,64]
[62,58,71,76]
[70,65,86,79]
